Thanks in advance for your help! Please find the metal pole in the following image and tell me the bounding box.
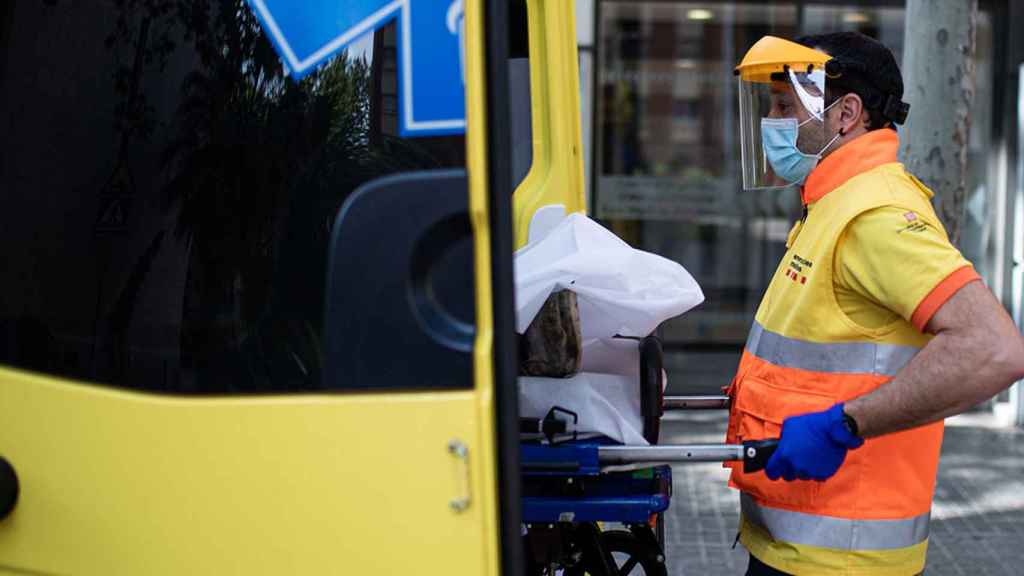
[598,444,744,464]
[1013,64,1024,426]
[663,395,730,410]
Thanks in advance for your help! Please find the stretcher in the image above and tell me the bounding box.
[520,336,778,576]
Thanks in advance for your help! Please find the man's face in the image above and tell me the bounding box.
[768,81,811,122]
[768,80,834,156]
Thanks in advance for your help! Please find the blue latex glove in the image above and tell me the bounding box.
[764,403,864,481]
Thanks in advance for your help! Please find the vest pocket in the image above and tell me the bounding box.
[734,376,836,441]
[732,376,838,506]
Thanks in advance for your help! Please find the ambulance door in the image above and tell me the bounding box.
[512,0,588,244]
[0,0,521,574]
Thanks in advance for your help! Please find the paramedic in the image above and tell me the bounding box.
[726,31,1024,576]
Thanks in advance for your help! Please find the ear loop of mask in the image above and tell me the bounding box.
[797,97,843,158]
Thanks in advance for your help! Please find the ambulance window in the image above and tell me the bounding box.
[0,4,465,393]
[509,0,533,189]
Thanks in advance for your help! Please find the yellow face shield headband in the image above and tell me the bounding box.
[734,35,831,84]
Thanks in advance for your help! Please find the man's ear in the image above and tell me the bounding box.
[836,93,866,135]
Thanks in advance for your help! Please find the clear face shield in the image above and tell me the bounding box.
[737,66,840,189]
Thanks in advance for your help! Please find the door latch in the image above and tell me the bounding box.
[447,439,471,513]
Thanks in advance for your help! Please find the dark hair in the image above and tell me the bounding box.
[795,31,909,130]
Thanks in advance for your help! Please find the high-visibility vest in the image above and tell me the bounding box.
[725,162,947,576]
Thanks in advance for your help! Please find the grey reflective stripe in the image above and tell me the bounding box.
[741,493,930,550]
[746,322,920,376]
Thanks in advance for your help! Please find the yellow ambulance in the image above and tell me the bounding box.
[0,0,584,573]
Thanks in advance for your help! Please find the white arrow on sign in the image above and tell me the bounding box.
[247,0,466,135]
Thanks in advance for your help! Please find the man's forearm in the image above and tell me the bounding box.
[844,282,1024,438]
[845,329,1010,436]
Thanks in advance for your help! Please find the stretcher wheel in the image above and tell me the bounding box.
[564,529,667,576]
[639,336,664,445]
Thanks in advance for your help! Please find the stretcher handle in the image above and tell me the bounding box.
[520,406,578,443]
[662,395,730,410]
[519,417,566,435]
[595,439,779,470]
[742,439,779,474]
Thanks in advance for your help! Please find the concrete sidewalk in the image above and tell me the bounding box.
[661,411,1024,576]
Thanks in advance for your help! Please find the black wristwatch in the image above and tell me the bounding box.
[842,410,861,438]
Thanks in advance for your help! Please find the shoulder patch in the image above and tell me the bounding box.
[898,211,929,234]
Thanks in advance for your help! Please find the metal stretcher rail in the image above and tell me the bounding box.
[662,395,730,410]
[598,440,777,473]
[598,444,743,463]
[522,440,778,474]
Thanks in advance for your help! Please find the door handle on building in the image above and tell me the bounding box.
[447,440,471,513]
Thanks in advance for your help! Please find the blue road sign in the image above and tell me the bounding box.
[247,0,465,136]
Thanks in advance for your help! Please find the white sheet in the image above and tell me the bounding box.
[515,213,703,445]
[519,338,647,445]
[514,213,704,339]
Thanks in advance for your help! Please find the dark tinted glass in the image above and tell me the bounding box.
[0,2,465,393]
